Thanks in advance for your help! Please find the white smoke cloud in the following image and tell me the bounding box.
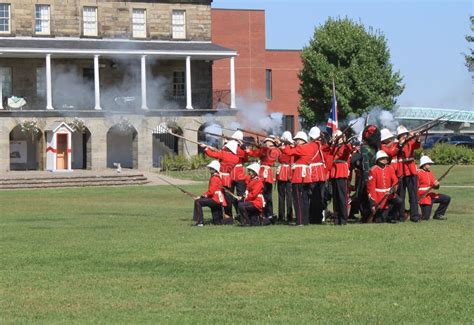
[234,95,283,135]
[348,106,399,135]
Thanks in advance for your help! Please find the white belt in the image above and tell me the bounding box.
[310,162,324,167]
[261,165,272,169]
[403,158,414,162]
[391,160,398,164]
[419,187,431,191]
[220,173,230,176]
[234,164,243,167]
[292,164,308,177]
[258,194,266,207]
[280,164,290,167]
[215,191,224,203]
[375,188,390,193]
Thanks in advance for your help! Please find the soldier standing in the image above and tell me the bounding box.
[308,126,327,224]
[276,131,294,224]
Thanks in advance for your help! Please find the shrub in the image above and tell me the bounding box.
[189,154,212,170]
[426,143,474,165]
[161,154,212,171]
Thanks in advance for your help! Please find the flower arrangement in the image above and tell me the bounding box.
[68,118,87,133]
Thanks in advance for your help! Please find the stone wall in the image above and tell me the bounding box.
[9,0,211,41]
[0,113,237,171]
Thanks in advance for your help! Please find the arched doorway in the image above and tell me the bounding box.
[107,123,138,169]
[71,125,92,170]
[197,122,223,154]
[152,122,183,167]
[9,124,44,170]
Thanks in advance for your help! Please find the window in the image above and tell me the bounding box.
[173,71,185,98]
[0,67,12,97]
[282,115,295,134]
[83,7,98,36]
[132,8,146,38]
[0,3,10,33]
[172,10,186,39]
[35,5,50,34]
[36,67,46,98]
[266,69,272,100]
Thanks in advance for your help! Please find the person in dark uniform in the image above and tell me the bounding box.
[193,160,227,226]
[417,155,451,221]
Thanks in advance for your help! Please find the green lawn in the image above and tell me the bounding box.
[0,168,473,323]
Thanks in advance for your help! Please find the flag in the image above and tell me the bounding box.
[326,80,338,136]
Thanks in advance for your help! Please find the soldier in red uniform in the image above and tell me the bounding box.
[229,130,248,216]
[367,151,402,223]
[238,163,270,226]
[330,130,352,225]
[276,131,294,223]
[193,160,227,226]
[280,131,315,226]
[417,155,451,220]
[308,126,327,224]
[396,126,421,222]
[246,138,280,219]
[202,140,239,219]
[380,128,399,175]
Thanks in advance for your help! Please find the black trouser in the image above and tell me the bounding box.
[238,201,268,226]
[309,181,325,224]
[399,175,420,222]
[292,183,310,225]
[278,180,293,222]
[373,196,403,223]
[231,180,246,216]
[420,194,451,220]
[223,186,234,218]
[263,182,273,218]
[193,198,223,225]
[358,188,371,223]
[332,178,348,225]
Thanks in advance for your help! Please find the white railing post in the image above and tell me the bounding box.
[230,56,236,109]
[46,54,53,110]
[94,55,101,110]
[141,55,148,110]
[186,55,193,109]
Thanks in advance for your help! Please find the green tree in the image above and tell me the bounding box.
[465,16,474,70]
[299,17,404,128]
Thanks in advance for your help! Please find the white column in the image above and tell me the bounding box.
[0,75,3,109]
[186,55,193,109]
[46,54,53,110]
[94,55,101,110]
[230,56,236,109]
[141,55,148,110]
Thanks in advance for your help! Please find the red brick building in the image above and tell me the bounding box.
[211,8,302,132]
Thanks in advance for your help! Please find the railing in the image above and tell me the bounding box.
[394,107,474,124]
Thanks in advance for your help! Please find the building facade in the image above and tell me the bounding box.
[211,8,302,133]
[0,0,237,172]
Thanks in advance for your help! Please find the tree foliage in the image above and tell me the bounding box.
[465,16,474,71]
[298,17,404,127]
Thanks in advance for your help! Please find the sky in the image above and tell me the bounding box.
[212,0,473,110]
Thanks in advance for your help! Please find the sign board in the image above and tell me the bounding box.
[10,141,27,163]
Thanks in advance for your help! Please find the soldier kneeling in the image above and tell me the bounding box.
[238,163,271,226]
[367,150,402,223]
[193,160,226,226]
[417,156,451,220]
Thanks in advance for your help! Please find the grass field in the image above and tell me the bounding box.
[1,166,473,323]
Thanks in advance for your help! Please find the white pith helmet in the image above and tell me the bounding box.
[380,128,395,142]
[334,130,343,137]
[419,155,434,167]
[263,137,276,144]
[224,140,238,154]
[375,150,389,162]
[308,126,321,140]
[207,160,221,172]
[231,130,244,141]
[293,131,308,143]
[397,125,409,137]
[281,131,294,143]
[246,163,261,175]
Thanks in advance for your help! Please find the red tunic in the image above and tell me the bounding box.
[322,144,333,180]
[231,146,248,182]
[381,142,400,175]
[330,144,352,179]
[247,147,280,184]
[367,165,398,209]
[277,152,293,182]
[281,143,316,184]
[203,173,227,206]
[244,175,265,212]
[204,147,239,187]
[417,169,439,205]
[309,141,327,182]
[397,139,420,177]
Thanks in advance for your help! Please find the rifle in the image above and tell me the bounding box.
[185,128,258,146]
[332,120,357,145]
[167,131,217,150]
[418,164,455,202]
[192,119,241,134]
[411,113,450,133]
[367,184,398,223]
[237,128,268,138]
[222,187,243,201]
[398,116,453,149]
[156,175,198,199]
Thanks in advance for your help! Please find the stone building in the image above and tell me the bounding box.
[0,0,237,172]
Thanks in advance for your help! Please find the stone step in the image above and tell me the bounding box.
[0,179,150,190]
[0,173,145,182]
[0,176,147,186]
